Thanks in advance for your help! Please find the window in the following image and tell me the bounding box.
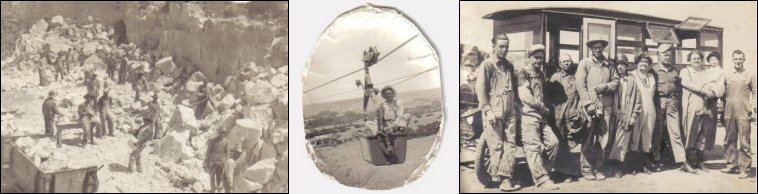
[505,31,533,68]
[647,25,679,44]
[560,30,579,45]
[700,32,719,48]
[676,17,711,31]
[618,24,643,42]
[681,38,697,49]
[559,30,580,62]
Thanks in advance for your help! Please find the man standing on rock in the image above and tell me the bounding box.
[42,90,64,137]
[66,48,75,75]
[98,89,116,137]
[475,33,521,191]
[106,51,117,81]
[147,93,162,139]
[36,52,50,86]
[54,51,66,81]
[207,128,231,192]
[129,117,154,173]
[118,50,129,85]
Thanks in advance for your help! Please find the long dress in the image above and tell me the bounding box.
[630,70,656,153]
[680,66,724,150]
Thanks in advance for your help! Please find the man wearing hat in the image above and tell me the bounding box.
[608,56,642,178]
[376,85,407,154]
[649,43,696,173]
[54,50,66,81]
[575,38,619,180]
[98,88,116,137]
[42,90,64,136]
[517,44,560,190]
[475,33,521,191]
[78,94,100,146]
[129,117,154,173]
[147,92,162,139]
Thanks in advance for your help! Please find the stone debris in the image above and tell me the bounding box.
[2,2,288,192]
[156,57,176,75]
[156,130,195,162]
[167,105,198,134]
[243,158,277,184]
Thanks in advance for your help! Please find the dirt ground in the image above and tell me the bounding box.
[311,135,439,190]
[1,82,191,193]
[460,124,758,193]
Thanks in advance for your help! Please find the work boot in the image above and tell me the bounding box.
[537,180,559,190]
[127,159,134,173]
[582,173,596,181]
[696,151,708,172]
[136,159,143,173]
[595,172,606,180]
[738,171,749,179]
[721,165,737,174]
[498,178,520,192]
[642,166,652,175]
[679,163,697,174]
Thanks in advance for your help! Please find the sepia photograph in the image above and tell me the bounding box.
[460,1,757,193]
[1,1,287,193]
[302,4,443,190]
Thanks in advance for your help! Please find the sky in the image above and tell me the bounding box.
[461,1,757,72]
[303,5,440,105]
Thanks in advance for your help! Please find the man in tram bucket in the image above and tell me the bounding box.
[376,85,410,154]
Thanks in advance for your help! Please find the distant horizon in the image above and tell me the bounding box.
[303,86,441,106]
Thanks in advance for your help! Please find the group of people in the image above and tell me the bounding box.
[475,33,756,191]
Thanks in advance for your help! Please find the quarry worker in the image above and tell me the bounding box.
[194,82,212,120]
[575,38,621,179]
[207,128,231,193]
[721,50,757,179]
[42,90,64,138]
[517,44,559,189]
[66,47,76,74]
[54,51,66,81]
[132,66,148,102]
[78,94,100,146]
[129,117,155,173]
[97,89,116,137]
[147,93,162,139]
[475,34,521,191]
[36,53,50,86]
[106,51,117,81]
[118,52,129,85]
[87,73,102,100]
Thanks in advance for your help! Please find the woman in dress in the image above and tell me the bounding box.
[628,54,657,175]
